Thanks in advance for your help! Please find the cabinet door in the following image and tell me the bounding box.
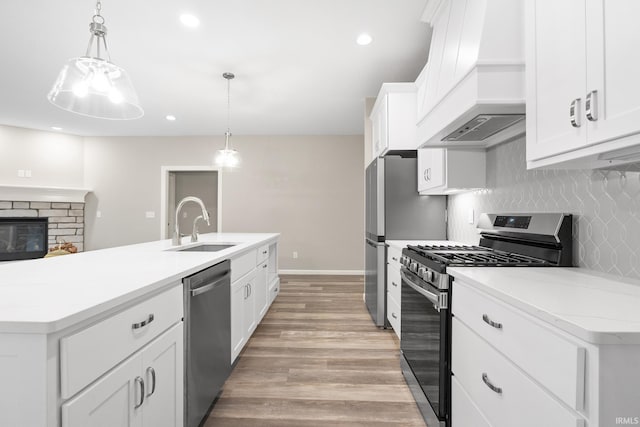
[256,261,269,320]
[417,148,445,192]
[62,353,143,427]
[230,280,246,363]
[141,324,183,427]
[526,0,587,162]
[585,0,640,145]
[244,280,256,337]
[377,95,389,155]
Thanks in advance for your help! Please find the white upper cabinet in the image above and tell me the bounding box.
[369,83,417,161]
[417,148,486,195]
[416,0,526,149]
[526,0,640,169]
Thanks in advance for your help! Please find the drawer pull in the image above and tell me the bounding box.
[134,376,145,408]
[263,264,268,269]
[482,373,502,395]
[482,314,502,329]
[392,257,398,261]
[262,250,268,255]
[146,367,156,397]
[392,281,398,287]
[391,312,398,319]
[132,314,155,330]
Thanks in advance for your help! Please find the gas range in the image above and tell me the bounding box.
[399,213,574,427]
[401,212,573,289]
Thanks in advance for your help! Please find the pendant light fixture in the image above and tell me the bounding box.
[47,1,143,120]
[215,72,240,168]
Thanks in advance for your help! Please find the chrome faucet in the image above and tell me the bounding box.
[172,196,211,246]
[191,215,204,242]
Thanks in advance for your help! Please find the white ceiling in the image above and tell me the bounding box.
[0,0,430,137]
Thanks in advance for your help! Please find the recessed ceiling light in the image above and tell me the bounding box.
[180,14,200,28]
[356,33,373,46]
[51,126,63,131]
[166,115,176,121]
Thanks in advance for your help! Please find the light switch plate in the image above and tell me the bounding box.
[467,208,475,224]
[145,211,155,218]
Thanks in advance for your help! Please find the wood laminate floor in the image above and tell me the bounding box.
[205,275,427,427]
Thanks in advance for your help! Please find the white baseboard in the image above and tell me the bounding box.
[279,269,364,276]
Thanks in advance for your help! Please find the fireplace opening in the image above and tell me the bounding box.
[0,217,48,261]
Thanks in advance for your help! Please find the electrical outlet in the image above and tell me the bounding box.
[468,208,475,224]
[96,211,102,218]
[293,251,298,259]
[25,170,32,178]
[17,169,24,177]
[145,211,155,219]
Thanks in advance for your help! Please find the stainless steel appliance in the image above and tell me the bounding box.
[365,153,447,327]
[400,213,573,427]
[183,260,231,427]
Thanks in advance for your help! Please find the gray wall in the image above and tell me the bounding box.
[448,137,640,280]
[83,135,364,272]
[0,125,84,187]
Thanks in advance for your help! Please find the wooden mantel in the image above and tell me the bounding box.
[0,185,91,203]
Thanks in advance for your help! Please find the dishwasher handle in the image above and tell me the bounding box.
[190,271,230,297]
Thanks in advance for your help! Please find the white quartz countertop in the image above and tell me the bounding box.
[448,267,640,344]
[386,240,464,250]
[0,233,279,334]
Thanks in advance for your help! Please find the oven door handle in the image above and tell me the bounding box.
[401,268,445,308]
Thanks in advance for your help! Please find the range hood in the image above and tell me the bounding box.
[416,0,525,149]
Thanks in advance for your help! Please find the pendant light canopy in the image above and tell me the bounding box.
[47,1,143,120]
[215,72,240,168]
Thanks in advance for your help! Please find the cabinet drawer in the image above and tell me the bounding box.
[452,376,492,427]
[269,277,280,304]
[61,284,183,399]
[231,249,257,282]
[452,319,585,427]
[387,245,402,270]
[452,280,585,410]
[387,267,401,303]
[387,294,400,339]
[257,244,269,264]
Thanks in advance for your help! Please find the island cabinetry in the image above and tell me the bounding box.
[62,323,183,427]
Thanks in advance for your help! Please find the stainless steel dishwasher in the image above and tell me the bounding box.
[183,259,231,427]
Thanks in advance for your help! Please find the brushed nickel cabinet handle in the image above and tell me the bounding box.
[392,281,398,287]
[146,367,156,397]
[586,90,598,121]
[391,312,398,319]
[570,98,582,128]
[482,314,502,329]
[482,373,502,394]
[134,376,145,408]
[132,314,154,330]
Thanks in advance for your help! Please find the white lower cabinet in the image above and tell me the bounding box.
[452,318,584,427]
[386,245,402,338]
[62,323,183,427]
[231,269,256,362]
[451,376,492,427]
[256,260,269,320]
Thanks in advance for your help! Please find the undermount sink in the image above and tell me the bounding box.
[174,243,237,252]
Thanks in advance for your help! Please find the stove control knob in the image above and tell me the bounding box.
[424,270,434,282]
[418,267,426,278]
[400,257,407,266]
[410,262,418,273]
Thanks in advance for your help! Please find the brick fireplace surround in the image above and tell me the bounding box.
[0,201,85,252]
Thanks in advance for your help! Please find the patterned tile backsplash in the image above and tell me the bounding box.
[447,137,640,280]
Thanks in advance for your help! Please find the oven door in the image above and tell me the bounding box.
[400,267,449,426]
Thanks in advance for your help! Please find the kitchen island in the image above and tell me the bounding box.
[0,232,279,427]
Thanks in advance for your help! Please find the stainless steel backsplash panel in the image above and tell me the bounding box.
[448,137,640,279]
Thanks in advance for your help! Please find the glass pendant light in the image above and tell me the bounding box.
[215,72,240,168]
[47,1,143,120]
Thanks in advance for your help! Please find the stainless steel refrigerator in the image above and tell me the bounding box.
[365,153,447,327]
